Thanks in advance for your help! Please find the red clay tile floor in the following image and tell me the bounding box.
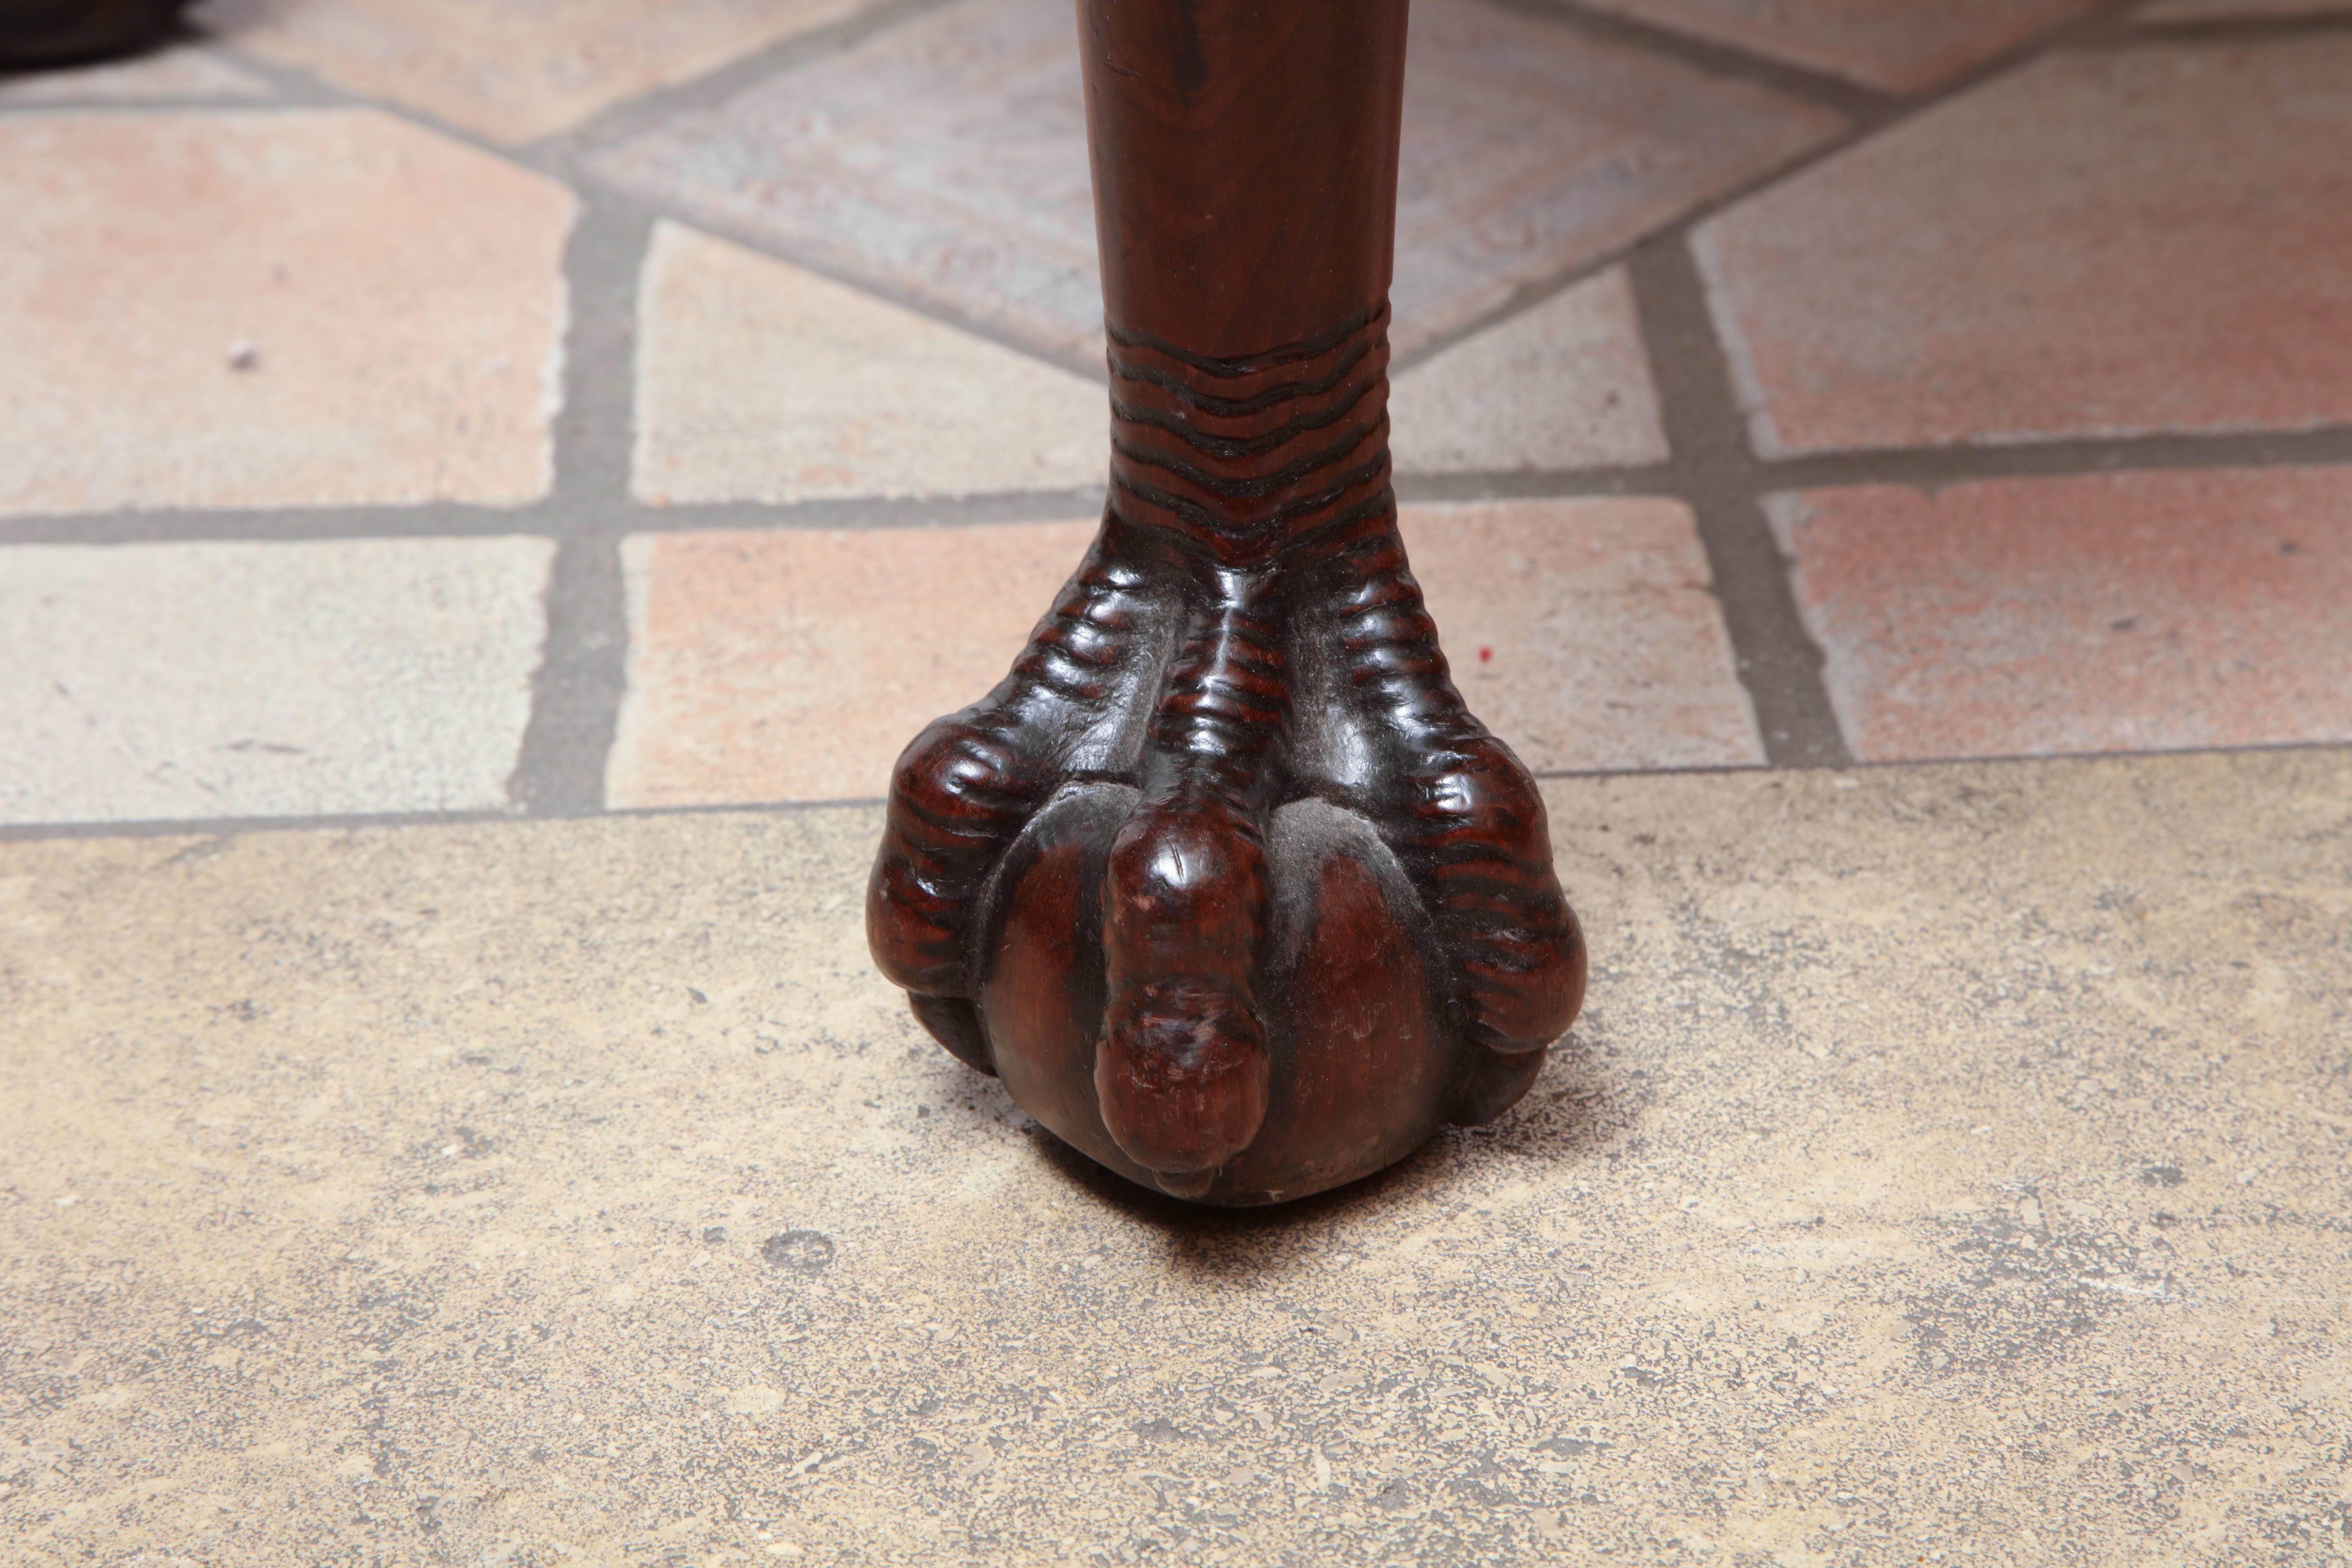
[2,0,2348,828]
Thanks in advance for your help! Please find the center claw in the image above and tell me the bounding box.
[1099,790,1274,1187]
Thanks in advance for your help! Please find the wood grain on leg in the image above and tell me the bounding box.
[867,0,1585,1204]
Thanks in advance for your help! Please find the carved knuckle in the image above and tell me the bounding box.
[1107,811,1261,922]
[891,720,1008,808]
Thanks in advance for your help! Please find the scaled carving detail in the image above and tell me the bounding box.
[869,301,1585,1204]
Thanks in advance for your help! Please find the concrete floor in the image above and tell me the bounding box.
[7,750,2349,1564]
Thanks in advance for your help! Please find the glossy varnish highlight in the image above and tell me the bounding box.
[868,0,1585,1203]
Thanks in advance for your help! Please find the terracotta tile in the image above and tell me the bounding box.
[634,223,1102,505]
[203,0,869,144]
[1773,468,2352,763]
[588,0,1100,363]
[0,537,552,825]
[607,521,1097,807]
[1695,41,2352,457]
[1390,267,1667,476]
[1401,499,1762,771]
[591,0,1839,363]
[1574,0,2101,92]
[1391,0,1841,351]
[0,43,271,105]
[0,110,572,517]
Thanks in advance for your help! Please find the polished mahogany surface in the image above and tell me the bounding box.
[869,0,1584,1204]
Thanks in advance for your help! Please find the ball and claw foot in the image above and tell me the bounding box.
[867,308,1585,1205]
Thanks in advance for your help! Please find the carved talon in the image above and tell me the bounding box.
[868,311,1585,1204]
[865,0,1585,1203]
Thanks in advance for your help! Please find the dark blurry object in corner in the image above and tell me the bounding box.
[0,0,191,67]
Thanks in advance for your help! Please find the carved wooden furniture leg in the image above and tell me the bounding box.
[868,0,1585,1205]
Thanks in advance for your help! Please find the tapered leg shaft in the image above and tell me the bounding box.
[868,0,1586,1205]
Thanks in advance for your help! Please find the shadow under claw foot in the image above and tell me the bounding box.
[907,993,993,1077]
